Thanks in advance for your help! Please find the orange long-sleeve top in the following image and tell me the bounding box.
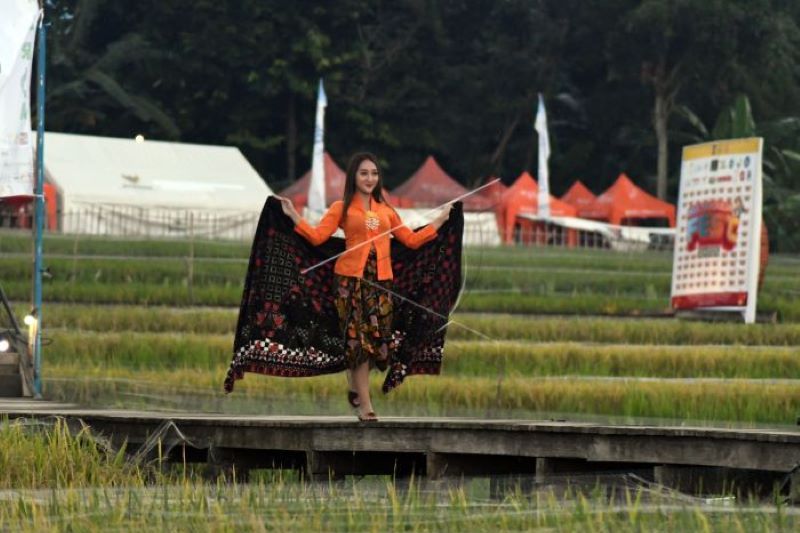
[294,196,437,280]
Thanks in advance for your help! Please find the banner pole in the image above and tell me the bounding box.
[33,7,46,398]
[743,138,764,324]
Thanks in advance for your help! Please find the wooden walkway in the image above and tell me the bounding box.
[1,399,798,496]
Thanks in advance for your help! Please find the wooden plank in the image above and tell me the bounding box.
[0,375,22,397]
[0,404,798,475]
[0,352,20,366]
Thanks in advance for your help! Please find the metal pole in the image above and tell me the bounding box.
[33,9,46,398]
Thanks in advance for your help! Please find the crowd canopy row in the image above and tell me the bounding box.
[280,153,676,245]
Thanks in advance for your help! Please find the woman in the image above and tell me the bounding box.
[276,152,451,421]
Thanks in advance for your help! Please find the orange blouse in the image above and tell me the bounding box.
[294,197,437,280]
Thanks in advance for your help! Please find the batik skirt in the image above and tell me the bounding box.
[334,251,395,371]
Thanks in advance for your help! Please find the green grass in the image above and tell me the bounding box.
[3,418,795,531]
[40,331,800,380]
[451,314,800,345]
[0,419,139,489]
[3,234,799,318]
[44,365,800,424]
[3,254,798,295]
[6,281,797,319]
[3,235,798,428]
[33,326,800,423]
[0,256,246,285]
[2,229,797,273]
[0,231,250,258]
[3,280,238,306]
[2,482,795,532]
[26,304,800,345]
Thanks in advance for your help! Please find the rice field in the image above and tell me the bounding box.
[1,420,797,532]
[20,307,800,424]
[2,231,799,527]
[2,231,799,318]
[1,234,796,423]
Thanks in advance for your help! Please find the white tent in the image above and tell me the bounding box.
[518,213,674,251]
[396,208,501,247]
[40,132,272,239]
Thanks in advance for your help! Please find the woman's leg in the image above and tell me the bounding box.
[346,369,360,407]
[335,275,361,408]
[352,360,374,416]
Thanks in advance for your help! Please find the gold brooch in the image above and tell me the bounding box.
[365,211,380,231]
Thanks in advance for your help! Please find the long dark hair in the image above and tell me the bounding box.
[341,152,389,223]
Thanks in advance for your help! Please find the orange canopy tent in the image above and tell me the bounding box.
[279,152,346,210]
[391,156,493,210]
[498,172,577,244]
[581,173,675,227]
[560,180,597,213]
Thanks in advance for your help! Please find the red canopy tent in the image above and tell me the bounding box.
[581,173,675,227]
[391,156,492,210]
[280,152,400,210]
[279,152,346,210]
[560,180,597,213]
[0,183,58,231]
[497,172,577,244]
[478,176,507,206]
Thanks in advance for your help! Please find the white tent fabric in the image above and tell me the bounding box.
[301,206,500,247]
[518,213,674,251]
[40,132,271,238]
[396,208,500,247]
[0,1,39,198]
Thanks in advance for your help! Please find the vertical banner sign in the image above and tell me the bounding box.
[670,138,764,323]
[307,78,327,217]
[0,0,40,199]
[535,93,551,219]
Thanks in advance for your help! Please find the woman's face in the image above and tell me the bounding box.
[355,159,380,196]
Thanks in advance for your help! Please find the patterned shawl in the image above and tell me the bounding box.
[224,197,463,394]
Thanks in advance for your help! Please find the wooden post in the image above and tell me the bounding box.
[187,212,194,305]
[71,233,78,283]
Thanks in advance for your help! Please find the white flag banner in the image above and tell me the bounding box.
[0,0,39,199]
[535,93,551,218]
[307,79,327,216]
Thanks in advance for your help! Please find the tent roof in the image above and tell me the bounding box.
[500,172,577,217]
[560,180,596,211]
[392,155,492,210]
[279,152,346,207]
[581,173,675,226]
[479,176,508,205]
[503,171,538,199]
[495,172,576,242]
[40,132,271,211]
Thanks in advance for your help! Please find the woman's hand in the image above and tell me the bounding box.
[430,204,453,230]
[274,195,301,224]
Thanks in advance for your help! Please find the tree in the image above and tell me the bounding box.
[679,94,800,252]
[46,0,179,138]
[606,0,799,201]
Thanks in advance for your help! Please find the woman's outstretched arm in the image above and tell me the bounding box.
[389,205,451,249]
[276,196,343,246]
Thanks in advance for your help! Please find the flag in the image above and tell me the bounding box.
[307,79,327,215]
[0,0,39,199]
[535,93,551,219]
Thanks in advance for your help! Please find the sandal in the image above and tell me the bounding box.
[347,390,360,409]
[357,411,378,422]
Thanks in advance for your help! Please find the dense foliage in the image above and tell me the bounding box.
[42,0,800,248]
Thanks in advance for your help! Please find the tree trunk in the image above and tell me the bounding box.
[653,88,671,200]
[286,92,297,181]
[490,112,522,175]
